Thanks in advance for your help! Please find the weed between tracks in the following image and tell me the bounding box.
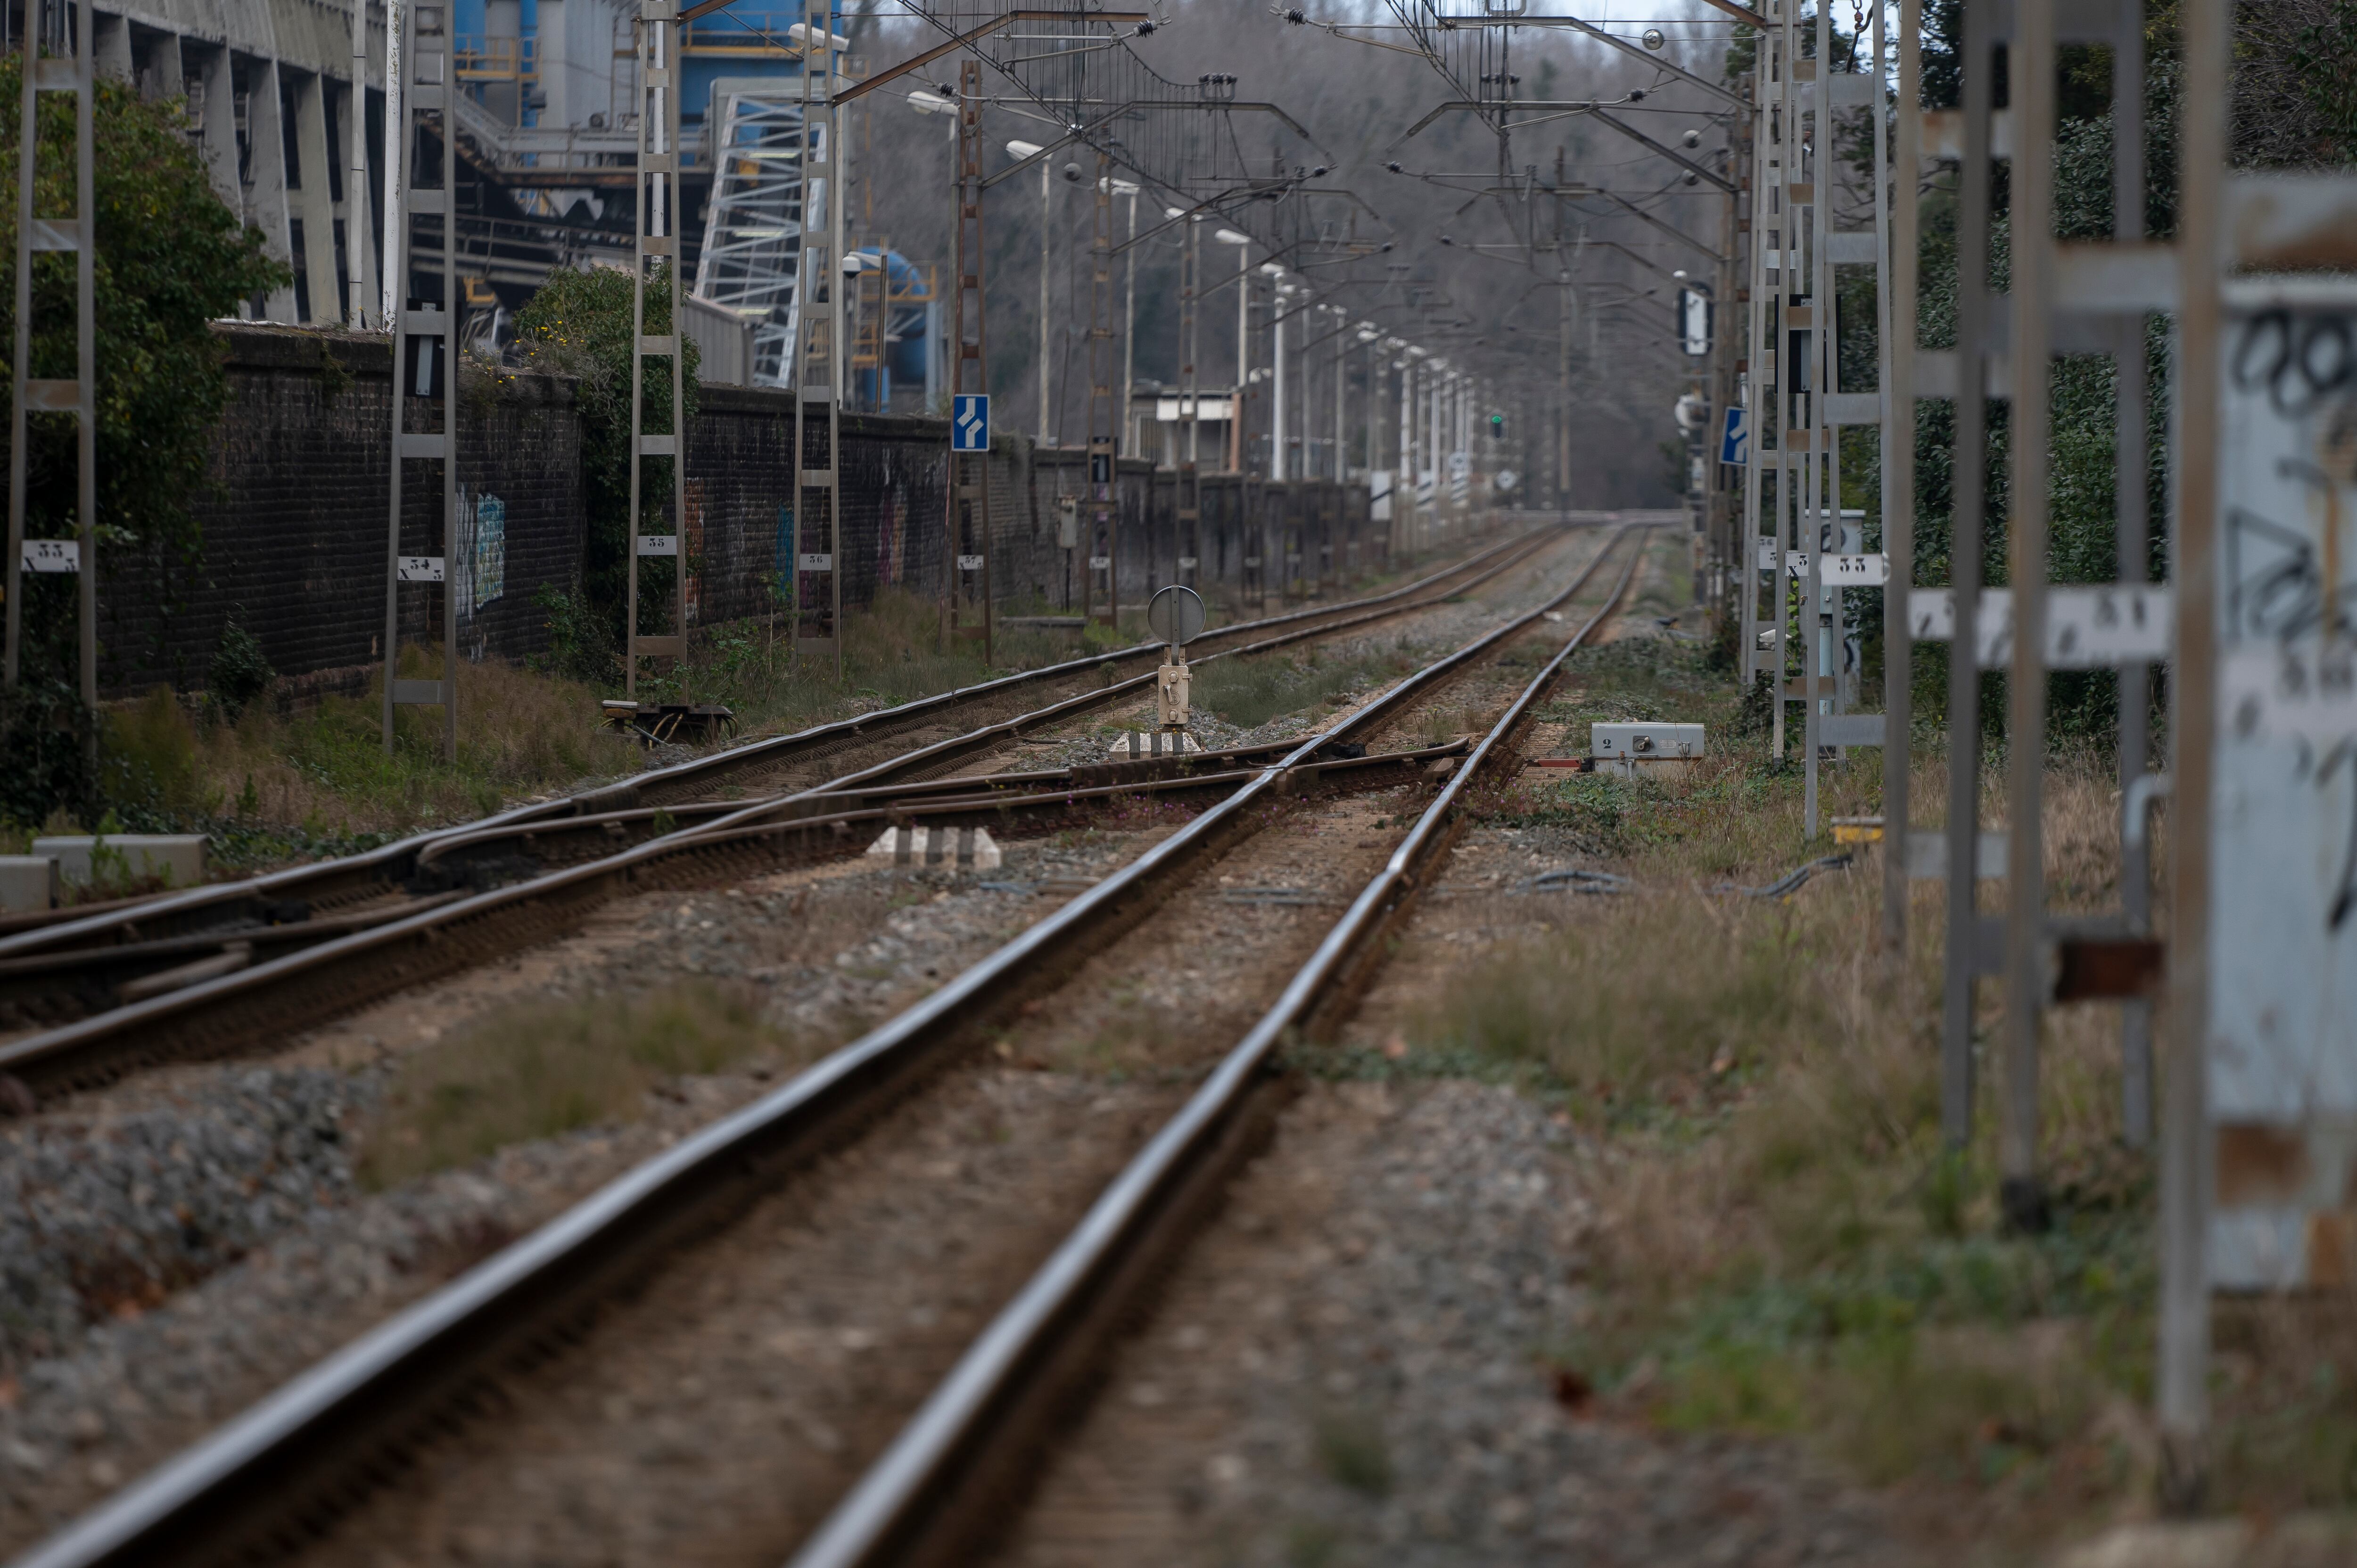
[1289,579,2357,1552]
[355,983,814,1190]
[1189,638,1425,731]
[52,554,1459,867]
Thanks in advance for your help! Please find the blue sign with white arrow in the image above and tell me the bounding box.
[952,394,990,452]
[1720,403,1749,466]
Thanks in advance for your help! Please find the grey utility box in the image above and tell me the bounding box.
[0,855,61,913]
[33,834,208,889]
[1591,722,1706,779]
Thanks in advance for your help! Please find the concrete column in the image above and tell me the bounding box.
[539,0,570,129]
[483,0,521,123]
[93,13,132,80]
[137,29,184,102]
[338,77,378,327]
[194,45,243,217]
[242,58,301,321]
[290,72,341,323]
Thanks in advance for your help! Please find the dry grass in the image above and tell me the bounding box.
[355,981,814,1190]
[1188,638,1425,731]
[201,652,641,836]
[1424,751,2180,1544]
[649,589,1080,738]
[1389,612,2357,1547]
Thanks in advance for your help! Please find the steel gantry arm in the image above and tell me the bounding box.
[1585,109,1736,193]
[1596,190,1729,263]
[827,9,1151,106]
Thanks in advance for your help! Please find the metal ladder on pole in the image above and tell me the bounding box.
[942,58,990,657]
[382,0,459,760]
[4,0,94,735]
[1733,0,1890,834]
[789,0,843,677]
[626,0,689,693]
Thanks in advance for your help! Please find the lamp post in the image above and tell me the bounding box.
[1213,228,1251,473]
[1112,176,1138,448]
[1271,278,1294,480]
[1006,138,1052,443]
[907,89,957,418]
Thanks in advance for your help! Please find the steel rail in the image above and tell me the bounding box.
[786,530,1654,1568]
[0,529,1548,963]
[423,516,1575,874]
[0,744,1464,1031]
[2,528,1635,1568]
[0,528,1575,1085]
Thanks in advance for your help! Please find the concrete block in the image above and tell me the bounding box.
[865,825,1002,871]
[33,834,208,889]
[0,855,60,913]
[1591,722,1706,759]
[1590,722,1705,780]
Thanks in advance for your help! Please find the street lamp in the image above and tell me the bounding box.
[1271,280,1295,478]
[1212,228,1253,472]
[1007,139,1054,441]
[1105,177,1139,444]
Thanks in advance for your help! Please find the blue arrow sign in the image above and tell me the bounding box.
[952,394,990,452]
[1720,403,1749,466]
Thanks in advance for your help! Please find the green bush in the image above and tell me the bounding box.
[0,54,289,827]
[511,267,701,654]
[208,621,275,721]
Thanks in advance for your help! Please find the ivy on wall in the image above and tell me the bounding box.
[0,57,290,823]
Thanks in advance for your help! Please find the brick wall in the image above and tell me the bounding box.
[93,325,1380,698]
[98,325,584,699]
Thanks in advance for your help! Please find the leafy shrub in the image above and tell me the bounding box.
[0,55,288,826]
[208,620,275,721]
[511,267,701,653]
[530,581,619,687]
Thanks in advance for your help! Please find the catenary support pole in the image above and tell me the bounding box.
[1881,0,1920,966]
[2159,0,2226,1508]
[1940,0,1995,1149]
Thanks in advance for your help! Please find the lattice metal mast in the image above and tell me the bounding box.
[625,0,692,695]
[381,3,459,758]
[789,0,847,678]
[4,0,94,731]
[943,58,993,657]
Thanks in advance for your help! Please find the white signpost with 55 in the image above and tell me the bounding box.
[2206,296,2357,1290]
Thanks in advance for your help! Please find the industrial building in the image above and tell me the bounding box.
[71,0,934,398]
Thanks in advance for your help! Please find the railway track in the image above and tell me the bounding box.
[0,526,1549,968]
[4,524,1643,1568]
[790,532,1647,1568]
[0,524,1587,1102]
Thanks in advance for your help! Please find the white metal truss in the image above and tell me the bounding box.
[381,2,461,758]
[693,87,808,388]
